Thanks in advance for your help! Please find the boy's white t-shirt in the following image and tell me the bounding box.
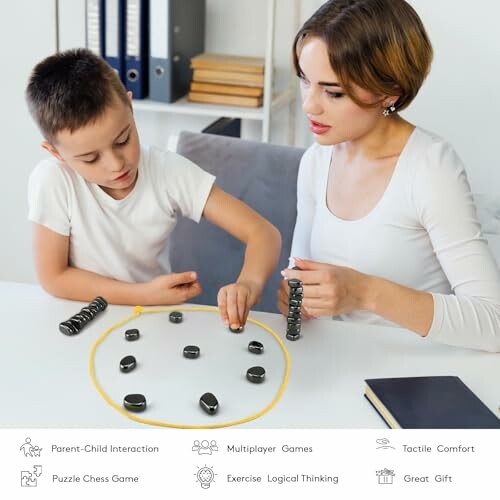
[290,127,500,352]
[28,146,215,283]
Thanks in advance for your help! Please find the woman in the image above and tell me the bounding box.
[277,0,500,352]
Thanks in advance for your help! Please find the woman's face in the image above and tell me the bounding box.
[298,36,386,146]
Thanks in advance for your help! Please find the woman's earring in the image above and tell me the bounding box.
[383,104,396,117]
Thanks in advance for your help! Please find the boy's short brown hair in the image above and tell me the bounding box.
[293,0,433,111]
[26,48,130,143]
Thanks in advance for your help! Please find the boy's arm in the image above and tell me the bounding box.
[202,185,281,327]
[33,224,201,305]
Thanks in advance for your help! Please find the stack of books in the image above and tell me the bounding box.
[188,53,265,108]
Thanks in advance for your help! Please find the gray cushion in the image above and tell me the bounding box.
[169,131,305,313]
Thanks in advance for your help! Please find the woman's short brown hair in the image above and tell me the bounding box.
[293,0,433,111]
[26,48,130,143]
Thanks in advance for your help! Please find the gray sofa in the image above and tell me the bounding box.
[169,131,500,316]
[169,131,305,313]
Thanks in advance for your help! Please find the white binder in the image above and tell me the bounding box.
[86,0,105,56]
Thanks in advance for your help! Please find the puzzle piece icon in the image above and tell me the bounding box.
[21,471,37,487]
[21,471,31,487]
[33,465,42,477]
[26,476,38,487]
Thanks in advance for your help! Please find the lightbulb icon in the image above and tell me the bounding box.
[195,465,216,489]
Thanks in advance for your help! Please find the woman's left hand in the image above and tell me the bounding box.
[281,257,370,317]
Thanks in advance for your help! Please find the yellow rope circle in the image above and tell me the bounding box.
[89,306,291,429]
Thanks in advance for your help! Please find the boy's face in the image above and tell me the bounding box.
[43,92,140,200]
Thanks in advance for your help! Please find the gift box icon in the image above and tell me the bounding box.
[376,468,395,484]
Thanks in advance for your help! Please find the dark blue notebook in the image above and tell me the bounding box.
[364,376,500,429]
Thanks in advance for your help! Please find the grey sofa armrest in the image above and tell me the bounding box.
[168,131,305,313]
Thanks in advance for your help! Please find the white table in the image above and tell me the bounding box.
[1,282,498,428]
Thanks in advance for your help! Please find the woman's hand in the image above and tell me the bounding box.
[277,277,315,319]
[280,257,369,317]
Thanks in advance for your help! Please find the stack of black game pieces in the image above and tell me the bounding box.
[286,278,303,341]
[59,296,108,336]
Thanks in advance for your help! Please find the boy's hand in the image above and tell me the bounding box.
[146,272,202,305]
[217,280,262,329]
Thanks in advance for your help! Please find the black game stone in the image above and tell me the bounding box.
[123,394,147,412]
[120,355,137,373]
[286,331,301,341]
[169,311,183,324]
[93,296,108,310]
[78,310,93,322]
[199,392,218,415]
[59,321,78,336]
[80,306,96,318]
[59,296,108,336]
[229,325,244,333]
[246,366,266,384]
[248,341,264,354]
[288,278,302,289]
[88,303,101,314]
[74,313,89,325]
[89,299,104,312]
[68,316,85,329]
[287,277,303,341]
[183,345,200,359]
[125,328,140,341]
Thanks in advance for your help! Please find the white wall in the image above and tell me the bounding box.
[0,0,56,283]
[294,1,500,191]
[404,0,500,194]
[133,0,321,148]
[1,0,498,283]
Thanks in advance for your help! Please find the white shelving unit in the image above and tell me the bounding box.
[133,0,300,143]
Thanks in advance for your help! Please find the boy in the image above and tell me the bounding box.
[26,49,281,330]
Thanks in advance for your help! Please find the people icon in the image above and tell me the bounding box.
[20,438,34,457]
[20,438,43,458]
[192,439,218,455]
[198,440,212,455]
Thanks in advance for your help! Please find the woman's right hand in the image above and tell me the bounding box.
[145,272,202,305]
